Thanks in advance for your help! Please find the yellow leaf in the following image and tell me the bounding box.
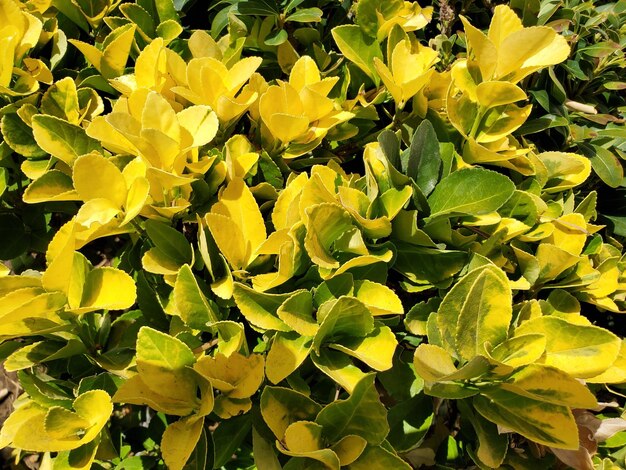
[266,331,312,384]
[194,352,265,399]
[289,56,321,92]
[75,198,121,228]
[354,280,403,315]
[487,5,523,48]
[283,421,324,453]
[330,325,397,371]
[497,27,569,81]
[586,340,626,384]
[142,91,180,144]
[227,56,263,93]
[113,375,197,416]
[330,435,367,466]
[272,172,308,230]
[535,243,579,282]
[475,81,527,108]
[460,16,497,80]
[208,178,266,268]
[68,39,102,71]
[224,134,259,181]
[121,176,150,225]
[515,316,621,378]
[2,391,112,452]
[488,334,546,367]
[259,82,308,143]
[177,105,218,148]
[413,344,458,382]
[79,267,136,311]
[161,417,204,470]
[23,170,79,203]
[304,203,354,269]
[101,24,136,79]
[474,388,579,450]
[503,364,597,409]
[188,30,222,59]
[545,213,588,256]
[213,396,252,419]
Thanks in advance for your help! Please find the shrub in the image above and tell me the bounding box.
[0,0,625,468]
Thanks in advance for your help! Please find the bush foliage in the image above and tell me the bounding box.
[0,0,625,468]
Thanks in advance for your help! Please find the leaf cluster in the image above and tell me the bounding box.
[0,0,625,469]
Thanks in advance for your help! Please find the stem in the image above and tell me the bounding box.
[192,338,219,354]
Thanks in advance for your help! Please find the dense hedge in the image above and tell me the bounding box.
[0,0,625,468]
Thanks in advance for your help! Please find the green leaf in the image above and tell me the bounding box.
[605,215,626,237]
[155,0,180,22]
[386,394,433,453]
[213,414,252,468]
[173,264,219,329]
[393,244,467,285]
[316,374,389,445]
[378,130,401,171]
[1,113,47,158]
[457,400,507,468]
[120,3,156,37]
[238,0,279,16]
[52,0,90,31]
[77,373,124,397]
[145,220,193,265]
[331,25,383,86]
[313,297,374,353]
[346,444,411,469]
[264,28,288,46]
[311,348,367,393]
[407,120,441,196]
[426,168,515,220]
[233,283,291,331]
[5,340,86,371]
[0,214,29,259]
[31,115,101,166]
[589,146,623,189]
[355,0,403,37]
[285,7,322,23]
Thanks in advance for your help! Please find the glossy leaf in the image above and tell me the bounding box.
[427,168,515,220]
